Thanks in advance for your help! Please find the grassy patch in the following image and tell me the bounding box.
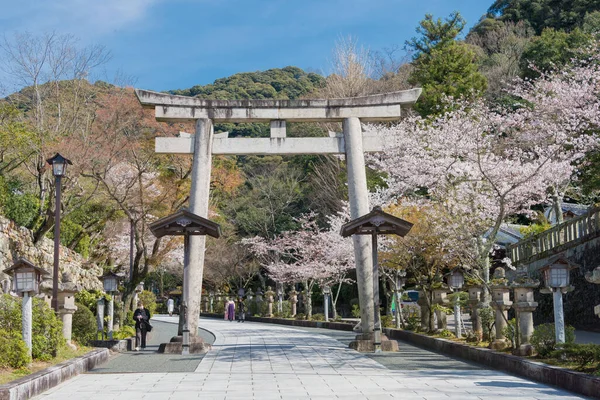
[0,345,92,385]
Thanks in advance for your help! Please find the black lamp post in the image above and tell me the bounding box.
[47,153,72,312]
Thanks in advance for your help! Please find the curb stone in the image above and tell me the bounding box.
[0,348,109,400]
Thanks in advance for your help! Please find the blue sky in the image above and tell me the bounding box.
[0,0,491,93]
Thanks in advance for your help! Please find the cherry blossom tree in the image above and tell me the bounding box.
[243,212,353,318]
[371,47,600,294]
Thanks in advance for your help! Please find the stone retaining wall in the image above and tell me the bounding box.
[383,328,600,400]
[0,216,102,291]
[0,348,109,400]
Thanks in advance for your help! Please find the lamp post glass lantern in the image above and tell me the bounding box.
[47,153,72,313]
[101,273,120,340]
[447,269,464,338]
[276,283,283,313]
[4,258,49,355]
[541,260,573,344]
[323,285,331,322]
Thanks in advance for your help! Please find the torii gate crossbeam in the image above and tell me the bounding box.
[136,88,421,347]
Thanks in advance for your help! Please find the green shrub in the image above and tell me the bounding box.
[138,291,157,315]
[113,325,136,340]
[551,343,600,368]
[74,289,107,315]
[72,302,97,345]
[351,304,361,318]
[214,300,225,315]
[438,329,455,338]
[125,310,135,327]
[531,323,576,357]
[311,313,325,321]
[295,313,306,320]
[0,329,31,368]
[0,294,21,332]
[502,318,517,348]
[32,298,63,360]
[246,299,268,317]
[381,315,394,328]
[478,307,495,341]
[0,296,63,361]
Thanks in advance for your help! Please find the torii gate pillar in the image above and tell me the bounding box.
[343,117,374,334]
[185,118,213,336]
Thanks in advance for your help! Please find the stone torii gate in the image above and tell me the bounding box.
[135,88,421,343]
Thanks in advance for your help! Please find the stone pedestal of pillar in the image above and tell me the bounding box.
[511,281,539,356]
[417,291,431,332]
[59,307,77,350]
[432,288,449,331]
[289,290,298,317]
[265,287,275,317]
[466,286,483,337]
[490,285,512,350]
[22,291,32,357]
[203,296,209,313]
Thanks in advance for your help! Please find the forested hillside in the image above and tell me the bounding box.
[1,0,600,316]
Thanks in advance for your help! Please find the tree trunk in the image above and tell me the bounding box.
[305,280,312,318]
[552,186,563,225]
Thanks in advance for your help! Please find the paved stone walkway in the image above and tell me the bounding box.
[35,316,588,400]
[90,320,215,373]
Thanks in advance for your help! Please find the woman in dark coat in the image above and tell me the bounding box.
[133,301,151,350]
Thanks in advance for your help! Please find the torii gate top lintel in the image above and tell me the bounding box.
[135,88,422,123]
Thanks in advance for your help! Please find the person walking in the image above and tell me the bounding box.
[133,301,151,351]
[226,298,236,322]
[237,297,246,323]
[167,297,175,316]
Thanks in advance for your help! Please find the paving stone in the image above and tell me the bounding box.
[31,316,591,399]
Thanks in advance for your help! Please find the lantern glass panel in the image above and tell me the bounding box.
[323,286,331,295]
[103,277,118,292]
[448,270,464,289]
[52,161,66,177]
[545,265,569,288]
[16,271,36,292]
[237,288,245,297]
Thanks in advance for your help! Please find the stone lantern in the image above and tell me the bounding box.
[101,272,121,340]
[432,285,450,331]
[3,258,49,356]
[446,269,464,338]
[59,272,80,348]
[510,274,539,355]
[265,286,275,317]
[289,289,298,317]
[208,290,215,313]
[465,279,484,337]
[540,257,577,344]
[490,267,512,350]
[585,267,600,319]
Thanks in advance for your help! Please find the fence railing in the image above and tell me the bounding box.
[507,207,600,266]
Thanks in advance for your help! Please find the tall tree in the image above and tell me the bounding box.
[373,49,600,293]
[0,32,110,242]
[487,0,600,34]
[407,12,487,116]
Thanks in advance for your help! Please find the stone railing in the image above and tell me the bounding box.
[507,207,600,266]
